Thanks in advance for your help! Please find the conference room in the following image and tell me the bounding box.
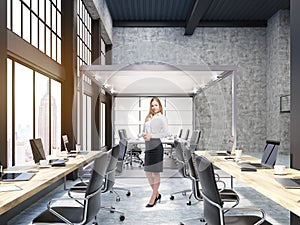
[0,0,299,224]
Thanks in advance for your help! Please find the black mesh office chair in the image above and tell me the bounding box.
[32,152,109,225]
[183,129,190,140]
[178,128,183,139]
[170,130,201,200]
[182,142,239,207]
[118,129,143,166]
[188,130,201,152]
[195,156,271,225]
[68,146,126,221]
[170,140,192,200]
[112,139,131,199]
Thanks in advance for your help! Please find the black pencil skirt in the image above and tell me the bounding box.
[144,138,164,172]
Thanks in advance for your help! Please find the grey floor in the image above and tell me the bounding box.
[8,153,290,225]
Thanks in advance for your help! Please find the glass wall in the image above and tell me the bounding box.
[113,97,193,144]
[7,0,62,63]
[7,60,61,166]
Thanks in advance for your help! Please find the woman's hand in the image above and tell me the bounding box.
[142,133,151,141]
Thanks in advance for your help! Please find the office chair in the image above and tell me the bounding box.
[192,155,271,225]
[99,146,125,220]
[32,151,109,225]
[183,129,190,140]
[111,139,131,200]
[177,128,183,139]
[165,128,184,158]
[181,142,239,207]
[118,129,143,166]
[188,130,201,152]
[169,130,201,200]
[68,147,126,221]
[170,140,192,200]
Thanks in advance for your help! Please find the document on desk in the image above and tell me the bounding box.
[0,185,22,192]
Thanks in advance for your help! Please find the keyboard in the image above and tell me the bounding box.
[292,178,300,185]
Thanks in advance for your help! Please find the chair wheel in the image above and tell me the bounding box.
[92,222,98,225]
[126,191,131,196]
[116,197,121,202]
[186,201,191,206]
[120,215,125,221]
[110,206,115,213]
[170,195,174,200]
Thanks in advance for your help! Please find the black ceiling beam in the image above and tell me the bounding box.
[113,21,186,27]
[185,0,213,35]
[113,20,267,28]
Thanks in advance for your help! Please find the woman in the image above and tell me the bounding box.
[142,97,169,207]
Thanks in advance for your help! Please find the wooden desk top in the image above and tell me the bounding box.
[195,150,300,217]
[0,151,101,215]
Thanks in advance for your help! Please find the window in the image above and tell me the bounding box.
[14,62,34,165]
[7,0,62,63]
[76,0,92,75]
[76,0,92,148]
[7,60,62,166]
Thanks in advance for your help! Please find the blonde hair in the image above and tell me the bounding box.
[145,97,163,122]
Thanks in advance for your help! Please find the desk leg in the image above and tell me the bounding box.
[64,176,67,190]
[291,212,300,225]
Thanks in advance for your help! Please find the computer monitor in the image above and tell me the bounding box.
[29,138,46,163]
[261,140,280,166]
[62,135,69,151]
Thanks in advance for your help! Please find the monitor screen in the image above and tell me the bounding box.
[29,138,46,163]
[261,143,279,166]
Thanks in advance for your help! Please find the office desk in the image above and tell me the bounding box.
[127,137,176,145]
[195,151,300,217]
[0,151,100,217]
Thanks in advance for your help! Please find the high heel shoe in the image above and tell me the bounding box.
[146,196,159,207]
[156,194,161,203]
[145,202,156,207]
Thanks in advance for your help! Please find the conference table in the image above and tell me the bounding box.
[127,137,176,145]
[0,151,101,221]
[195,150,300,222]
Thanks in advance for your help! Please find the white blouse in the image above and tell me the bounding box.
[143,113,169,139]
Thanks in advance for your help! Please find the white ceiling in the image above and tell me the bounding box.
[81,65,235,95]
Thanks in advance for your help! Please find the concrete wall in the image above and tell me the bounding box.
[111,10,290,153]
[266,10,290,154]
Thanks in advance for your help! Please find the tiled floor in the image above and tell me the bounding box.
[8,153,290,225]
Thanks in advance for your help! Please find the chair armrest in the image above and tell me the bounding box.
[216,179,226,191]
[222,207,266,225]
[215,173,221,181]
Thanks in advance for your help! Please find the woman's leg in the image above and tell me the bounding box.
[152,172,160,198]
[145,171,161,204]
[145,171,154,190]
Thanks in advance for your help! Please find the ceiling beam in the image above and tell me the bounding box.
[113,21,186,27]
[185,0,213,35]
[113,20,267,28]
